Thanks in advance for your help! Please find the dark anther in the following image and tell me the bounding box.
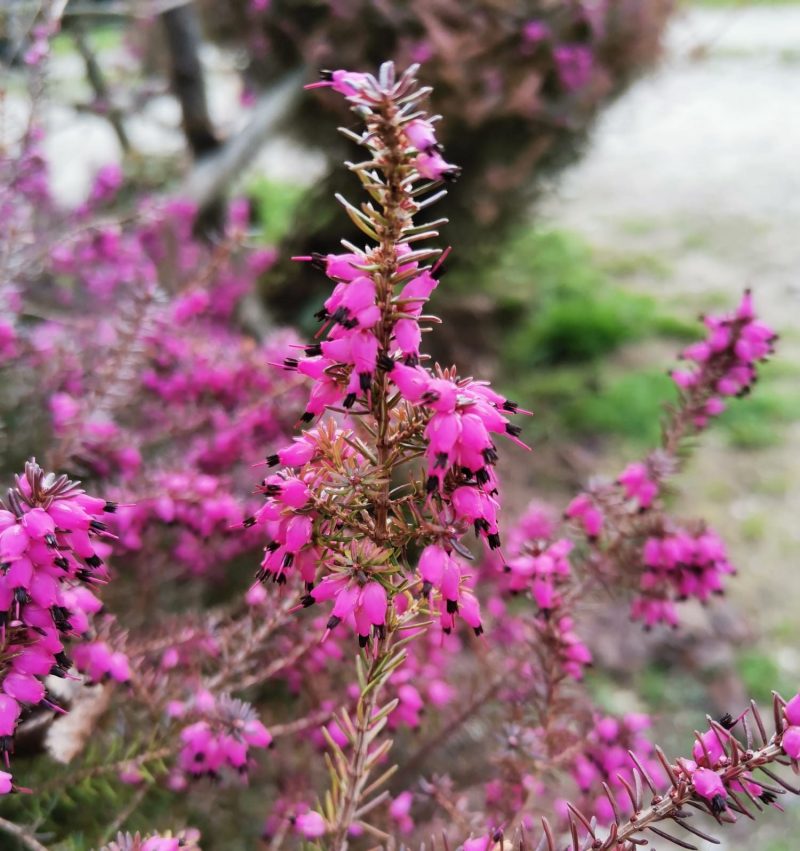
[358,634,369,648]
[487,533,501,550]
[475,468,490,486]
[718,713,735,730]
[45,534,58,548]
[421,581,433,596]
[326,615,341,630]
[90,519,107,532]
[446,598,458,614]
[85,554,103,568]
[282,552,294,568]
[403,354,419,367]
[266,540,280,552]
[304,344,322,357]
[359,372,372,392]
[54,555,70,570]
[283,358,299,369]
[435,452,449,469]
[710,794,727,815]
[13,588,29,604]
[377,352,395,372]
[474,519,490,535]
[314,309,329,322]
[761,791,778,805]
[503,400,519,413]
[425,475,439,494]
[506,423,522,438]
[503,564,511,573]
[483,447,498,464]
[343,393,357,409]
[310,252,327,270]
[300,594,315,608]
[319,70,334,81]
[473,625,484,637]
[103,500,118,513]
[243,516,257,528]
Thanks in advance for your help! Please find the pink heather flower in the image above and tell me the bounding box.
[522,20,550,44]
[782,726,800,760]
[390,790,414,834]
[692,767,727,812]
[618,462,659,509]
[554,44,594,91]
[404,119,439,153]
[295,810,326,838]
[414,151,461,182]
[311,70,371,97]
[693,728,727,767]
[0,695,21,739]
[784,693,800,726]
[462,836,491,851]
[565,493,603,539]
[0,770,12,795]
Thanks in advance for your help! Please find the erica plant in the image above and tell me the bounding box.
[1,37,798,851]
[246,63,798,850]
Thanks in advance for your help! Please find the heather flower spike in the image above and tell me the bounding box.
[251,63,529,648]
[247,62,533,848]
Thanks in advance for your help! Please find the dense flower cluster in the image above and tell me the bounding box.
[167,693,272,786]
[633,525,734,628]
[2,145,303,578]
[671,291,776,428]
[0,460,114,793]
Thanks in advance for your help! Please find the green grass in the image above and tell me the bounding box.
[737,649,795,703]
[562,369,675,447]
[248,177,307,243]
[52,24,124,57]
[491,229,694,371]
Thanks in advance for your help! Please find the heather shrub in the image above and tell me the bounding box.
[0,19,797,851]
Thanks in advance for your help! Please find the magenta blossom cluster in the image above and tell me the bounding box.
[0,460,115,792]
[671,290,776,428]
[633,526,734,628]
[566,713,659,824]
[780,694,800,760]
[166,692,272,787]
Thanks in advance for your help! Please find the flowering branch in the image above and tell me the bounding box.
[534,693,800,850]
